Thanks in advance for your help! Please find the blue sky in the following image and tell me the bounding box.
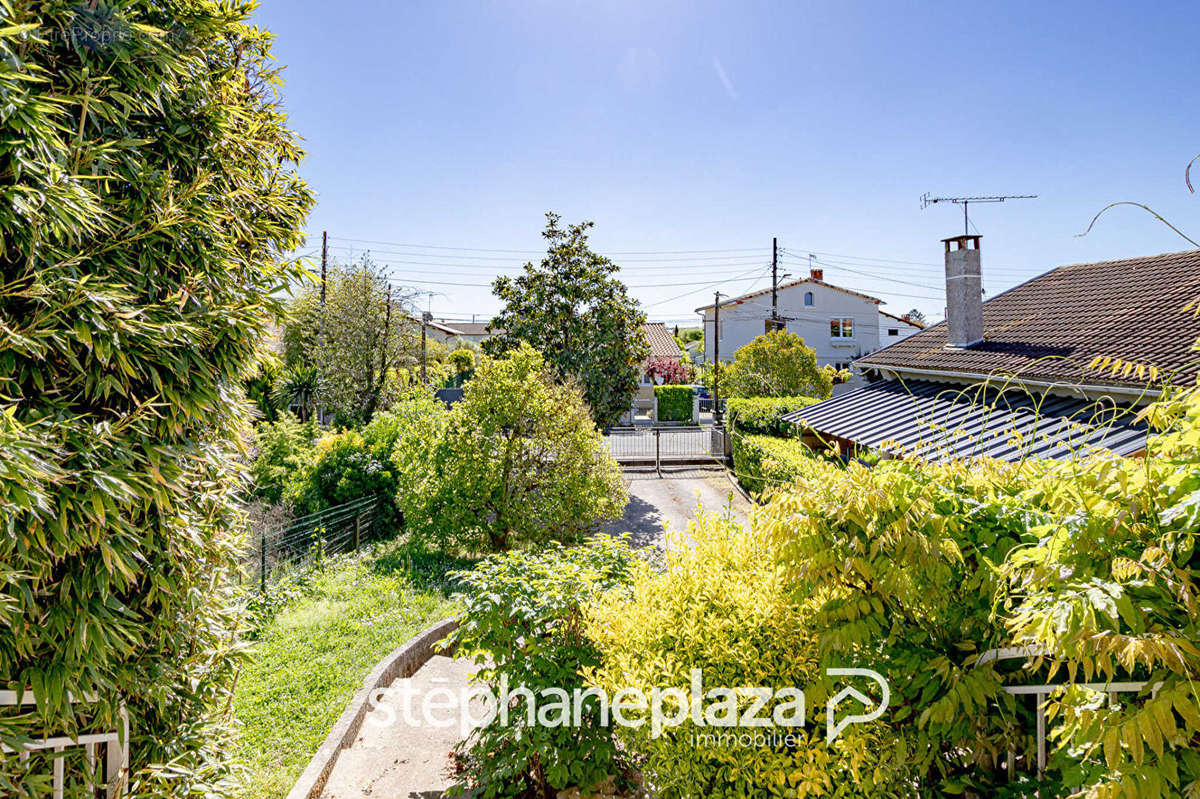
[254,0,1198,326]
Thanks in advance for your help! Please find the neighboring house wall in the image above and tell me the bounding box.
[700,281,882,371]
[878,313,923,346]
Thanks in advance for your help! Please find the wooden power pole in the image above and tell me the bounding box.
[713,291,722,426]
[420,311,430,384]
[770,236,779,331]
[320,231,328,305]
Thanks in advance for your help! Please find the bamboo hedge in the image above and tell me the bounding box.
[0,1,311,795]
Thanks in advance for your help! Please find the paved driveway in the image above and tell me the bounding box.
[598,466,753,549]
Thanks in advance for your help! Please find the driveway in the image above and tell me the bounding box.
[598,466,753,549]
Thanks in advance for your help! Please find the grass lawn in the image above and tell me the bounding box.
[232,539,466,799]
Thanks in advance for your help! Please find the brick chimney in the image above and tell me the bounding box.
[943,235,984,348]
[809,267,823,281]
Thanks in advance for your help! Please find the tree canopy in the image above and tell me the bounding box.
[485,213,649,427]
[721,330,833,399]
[391,344,628,552]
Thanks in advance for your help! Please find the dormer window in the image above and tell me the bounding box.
[804,291,814,307]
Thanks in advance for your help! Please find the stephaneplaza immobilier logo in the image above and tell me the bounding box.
[367,667,890,745]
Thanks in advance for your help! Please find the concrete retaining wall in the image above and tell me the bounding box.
[285,616,459,799]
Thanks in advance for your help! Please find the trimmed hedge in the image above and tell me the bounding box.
[730,433,828,497]
[654,384,694,422]
[725,395,820,438]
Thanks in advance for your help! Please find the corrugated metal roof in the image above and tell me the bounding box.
[782,379,1148,462]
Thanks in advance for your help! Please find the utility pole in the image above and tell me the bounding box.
[770,237,779,332]
[320,231,328,305]
[420,310,430,384]
[713,291,722,426]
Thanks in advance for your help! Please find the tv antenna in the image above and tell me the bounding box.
[920,193,1037,236]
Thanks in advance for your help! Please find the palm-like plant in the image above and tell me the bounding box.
[273,365,320,422]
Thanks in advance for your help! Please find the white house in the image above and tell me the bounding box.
[878,309,925,345]
[695,268,887,373]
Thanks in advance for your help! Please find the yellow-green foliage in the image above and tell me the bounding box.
[729,433,831,497]
[587,513,918,799]
[997,390,1200,799]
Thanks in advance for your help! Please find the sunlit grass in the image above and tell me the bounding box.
[231,539,466,799]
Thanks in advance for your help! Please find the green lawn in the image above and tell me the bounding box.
[232,540,465,799]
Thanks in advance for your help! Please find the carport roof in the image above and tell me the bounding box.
[782,379,1148,462]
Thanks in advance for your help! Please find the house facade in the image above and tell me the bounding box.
[784,239,1200,461]
[695,269,884,373]
[878,310,924,346]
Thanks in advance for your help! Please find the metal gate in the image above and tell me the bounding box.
[604,425,727,470]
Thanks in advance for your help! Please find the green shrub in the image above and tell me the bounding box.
[722,330,832,399]
[445,537,637,798]
[0,3,311,795]
[730,433,828,497]
[587,513,918,798]
[654,384,694,422]
[392,344,627,552]
[251,414,320,504]
[725,395,820,437]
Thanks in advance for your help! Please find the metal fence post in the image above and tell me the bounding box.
[354,514,362,551]
[259,530,266,593]
[655,427,661,476]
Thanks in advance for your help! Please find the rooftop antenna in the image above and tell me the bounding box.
[920,193,1037,236]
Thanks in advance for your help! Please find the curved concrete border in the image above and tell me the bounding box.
[286,616,460,799]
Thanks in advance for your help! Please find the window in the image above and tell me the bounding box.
[804,291,814,306]
[887,328,899,337]
[830,317,854,339]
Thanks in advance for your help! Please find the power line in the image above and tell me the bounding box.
[324,235,768,256]
[643,266,772,308]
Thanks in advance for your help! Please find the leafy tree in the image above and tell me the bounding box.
[273,363,319,422]
[305,254,420,426]
[904,308,927,325]
[0,4,311,795]
[392,344,627,552]
[281,290,321,367]
[721,330,833,399]
[486,214,649,427]
[448,347,475,374]
[250,413,320,504]
[644,355,694,385]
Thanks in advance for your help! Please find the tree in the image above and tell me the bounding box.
[903,308,927,325]
[644,355,694,385]
[721,330,833,399]
[304,254,420,426]
[485,214,649,427]
[0,4,311,795]
[392,344,628,552]
[273,364,319,422]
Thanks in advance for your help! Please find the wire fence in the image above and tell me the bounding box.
[239,496,380,591]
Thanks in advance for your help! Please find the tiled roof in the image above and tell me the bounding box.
[694,277,882,312]
[642,322,682,361]
[783,379,1147,462]
[857,249,1200,388]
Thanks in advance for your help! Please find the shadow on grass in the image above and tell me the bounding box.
[369,540,480,595]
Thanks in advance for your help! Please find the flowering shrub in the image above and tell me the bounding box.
[645,356,694,385]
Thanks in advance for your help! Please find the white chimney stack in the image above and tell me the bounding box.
[943,235,984,348]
